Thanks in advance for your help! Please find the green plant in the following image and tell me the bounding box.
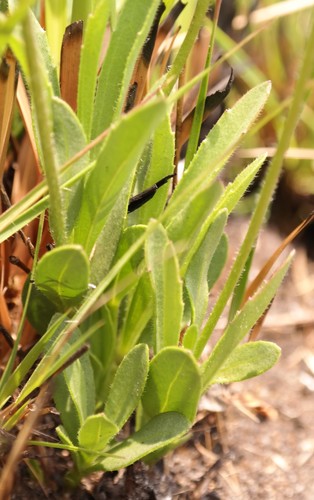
[0,0,313,489]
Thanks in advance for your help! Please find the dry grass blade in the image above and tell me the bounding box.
[249,298,274,341]
[153,0,186,61]
[16,75,40,170]
[244,212,314,304]
[0,387,48,499]
[249,0,314,25]
[238,147,314,160]
[125,2,166,110]
[60,20,83,112]
[159,26,181,77]
[0,50,17,177]
[0,51,17,358]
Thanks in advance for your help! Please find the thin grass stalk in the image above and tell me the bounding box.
[0,387,48,498]
[185,0,221,168]
[194,11,314,358]
[22,10,66,246]
[164,0,212,96]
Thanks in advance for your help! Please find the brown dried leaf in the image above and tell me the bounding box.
[60,21,83,112]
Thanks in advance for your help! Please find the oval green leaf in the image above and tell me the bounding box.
[78,413,119,452]
[141,347,201,423]
[209,341,281,385]
[35,244,90,310]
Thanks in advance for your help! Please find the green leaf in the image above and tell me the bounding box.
[78,413,119,452]
[56,425,73,447]
[86,305,116,405]
[72,98,168,254]
[17,8,59,94]
[146,221,183,351]
[52,97,87,170]
[166,182,223,265]
[22,276,58,334]
[182,324,198,351]
[51,97,88,228]
[201,252,293,391]
[210,341,281,385]
[108,225,147,305]
[119,274,153,356]
[228,248,255,322]
[71,0,92,24]
[209,155,267,220]
[164,0,213,95]
[185,210,227,327]
[97,412,190,471]
[207,233,228,292]
[45,0,68,70]
[91,0,161,139]
[134,116,175,224]
[52,329,96,444]
[164,82,272,222]
[89,186,129,285]
[77,0,110,139]
[141,347,201,423]
[35,245,90,310]
[116,225,147,276]
[104,344,149,430]
[0,0,37,37]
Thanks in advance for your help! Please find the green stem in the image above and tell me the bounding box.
[22,10,66,246]
[185,0,221,168]
[194,12,314,359]
[164,0,212,96]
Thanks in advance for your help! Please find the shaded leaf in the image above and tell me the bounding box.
[35,245,90,310]
[185,210,227,326]
[52,328,96,444]
[22,276,58,334]
[119,274,153,356]
[207,233,228,292]
[97,412,190,471]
